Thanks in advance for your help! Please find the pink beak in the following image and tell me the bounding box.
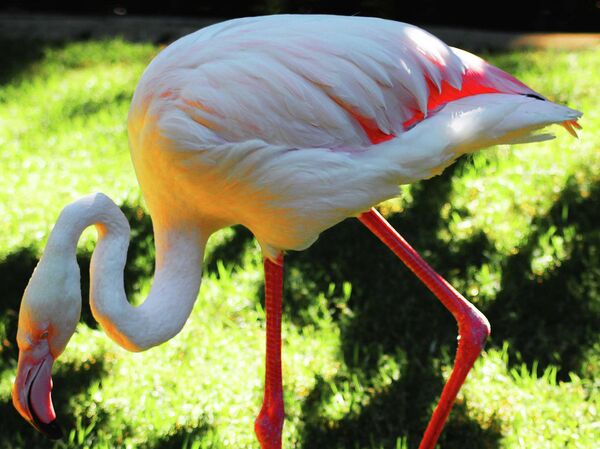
[12,343,63,439]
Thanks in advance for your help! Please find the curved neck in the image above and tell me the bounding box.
[50,193,205,351]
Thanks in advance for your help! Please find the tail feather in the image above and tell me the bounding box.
[504,132,556,145]
[369,93,582,182]
[404,93,581,152]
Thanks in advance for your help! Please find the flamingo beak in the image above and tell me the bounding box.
[12,344,63,439]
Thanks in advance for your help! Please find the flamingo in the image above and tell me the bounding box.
[12,14,581,449]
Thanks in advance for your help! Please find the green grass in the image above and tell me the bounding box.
[0,38,599,449]
[0,39,155,255]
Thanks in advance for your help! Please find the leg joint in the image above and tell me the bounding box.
[255,403,284,448]
[458,307,491,351]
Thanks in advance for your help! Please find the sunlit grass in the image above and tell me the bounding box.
[0,39,156,256]
[0,39,598,449]
[462,345,599,449]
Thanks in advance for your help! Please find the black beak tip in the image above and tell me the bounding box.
[36,419,63,440]
[26,361,63,440]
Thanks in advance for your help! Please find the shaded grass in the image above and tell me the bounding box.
[0,37,598,449]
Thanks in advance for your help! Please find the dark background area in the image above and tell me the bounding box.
[2,0,600,32]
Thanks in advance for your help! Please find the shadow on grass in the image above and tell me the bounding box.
[301,364,502,449]
[488,177,600,378]
[0,39,63,86]
[0,246,39,364]
[139,423,217,449]
[204,225,254,275]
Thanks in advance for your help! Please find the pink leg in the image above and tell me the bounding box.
[359,208,490,449]
[255,254,285,449]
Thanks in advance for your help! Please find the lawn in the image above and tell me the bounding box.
[0,37,598,449]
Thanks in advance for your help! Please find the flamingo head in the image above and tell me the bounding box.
[12,253,81,439]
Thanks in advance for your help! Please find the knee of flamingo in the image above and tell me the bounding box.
[460,308,491,351]
[254,406,284,446]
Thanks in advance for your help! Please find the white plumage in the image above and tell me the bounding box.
[128,15,580,257]
[134,15,526,147]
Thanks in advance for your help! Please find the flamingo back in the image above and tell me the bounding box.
[127,15,581,256]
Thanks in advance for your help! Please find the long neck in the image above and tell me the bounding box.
[49,193,205,351]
